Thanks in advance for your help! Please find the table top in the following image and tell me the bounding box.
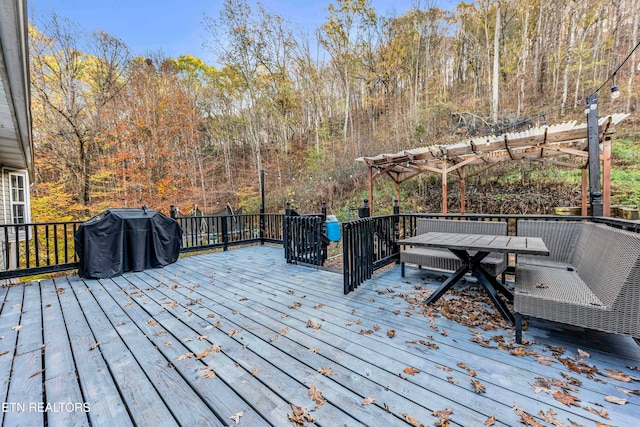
[398,232,549,256]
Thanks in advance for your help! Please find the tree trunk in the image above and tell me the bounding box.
[491,2,501,123]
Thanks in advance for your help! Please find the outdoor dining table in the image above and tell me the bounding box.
[398,232,549,324]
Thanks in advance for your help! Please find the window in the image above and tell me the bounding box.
[9,173,27,224]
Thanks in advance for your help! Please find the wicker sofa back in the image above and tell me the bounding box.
[400,219,508,277]
[515,220,640,344]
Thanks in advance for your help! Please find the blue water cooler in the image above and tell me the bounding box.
[326,215,340,242]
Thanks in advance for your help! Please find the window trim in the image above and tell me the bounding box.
[3,168,31,225]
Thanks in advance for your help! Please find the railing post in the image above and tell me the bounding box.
[221,213,229,251]
[393,198,400,263]
[358,199,370,218]
[284,202,291,262]
[260,169,265,245]
[170,205,177,219]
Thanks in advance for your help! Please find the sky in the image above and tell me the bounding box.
[30,0,458,65]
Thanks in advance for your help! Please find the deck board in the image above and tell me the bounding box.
[0,245,638,427]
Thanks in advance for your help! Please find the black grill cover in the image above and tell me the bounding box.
[75,208,182,279]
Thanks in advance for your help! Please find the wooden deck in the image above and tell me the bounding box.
[1,245,638,427]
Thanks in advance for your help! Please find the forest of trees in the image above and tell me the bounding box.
[28,0,640,221]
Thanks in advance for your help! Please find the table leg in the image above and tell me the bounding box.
[470,252,513,301]
[472,263,515,325]
[424,263,469,305]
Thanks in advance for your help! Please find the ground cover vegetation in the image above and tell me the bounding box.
[29,0,640,221]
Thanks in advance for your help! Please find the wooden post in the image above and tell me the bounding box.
[460,167,466,215]
[395,182,401,212]
[368,166,373,217]
[442,157,448,214]
[586,94,603,216]
[581,168,588,216]
[602,135,612,217]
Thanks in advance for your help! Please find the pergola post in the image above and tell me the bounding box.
[586,94,603,217]
[368,166,373,217]
[442,157,448,214]
[395,182,401,213]
[460,167,466,215]
[581,168,588,216]
[602,134,612,217]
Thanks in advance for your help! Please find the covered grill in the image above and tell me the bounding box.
[75,208,182,279]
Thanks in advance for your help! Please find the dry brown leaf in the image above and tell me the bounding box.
[362,396,376,405]
[447,376,458,384]
[177,352,194,361]
[281,313,288,318]
[280,327,289,335]
[436,365,452,372]
[29,369,45,378]
[147,319,159,327]
[228,329,241,337]
[615,385,640,395]
[89,342,100,350]
[510,347,528,357]
[196,347,211,360]
[373,324,381,331]
[582,405,609,419]
[604,395,627,405]
[306,319,314,328]
[403,367,420,375]
[11,325,22,331]
[553,390,580,406]
[595,423,616,427]
[211,344,221,353]
[269,335,279,342]
[57,288,66,295]
[402,413,420,426]
[228,411,243,425]
[605,368,632,382]
[313,304,325,309]
[433,408,453,427]
[387,329,395,338]
[153,331,166,336]
[536,355,554,366]
[359,329,374,335]
[318,366,334,376]
[485,415,496,426]
[288,405,315,426]
[577,348,590,358]
[512,404,546,427]
[0,351,8,356]
[471,379,486,393]
[196,335,208,340]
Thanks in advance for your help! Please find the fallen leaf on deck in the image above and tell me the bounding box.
[182,337,193,342]
[402,413,419,426]
[0,351,8,356]
[313,304,325,309]
[318,366,334,376]
[577,349,590,358]
[200,366,216,379]
[605,369,632,382]
[471,379,486,393]
[536,355,554,366]
[552,391,580,406]
[433,408,453,427]
[288,302,302,309]
[615,385,640,395]
[228,411,243,425]
[206,313,215,318]
[251,367,258,376]
[269,335,279,342]
[196,335,208,340]
[308,348,319,353]
[29,369,45,378]
[164,341,172,347]
[196,347,211,360]
[308,385,326,409]
[280,327,289,335]
[604,395,627,405]
[447,376,458,384]
[57,288,66,295]
[362,396,376,405]
[288,405,315,426]
[177,352,194,361]
[281,314,288,318]
[387,329,395,338]
[510,347,528,357]
[359,329,374,335]
[89,342,100,350]
[403,367,420,375]
[228,329,241,337]
[436,365,452,372]
[582,405,609,419]
[512,404,545,427]
[11,325,22,331]
[211,344,221,353]
[287,289,295,294]
[485,415,496,425]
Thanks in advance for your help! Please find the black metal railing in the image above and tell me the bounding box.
[0,213,285,280]
[284,215,324,266]
[0,220,84,280]
[341,204,640,294]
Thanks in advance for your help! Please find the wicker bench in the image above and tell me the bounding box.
[515,220,640,345]
[400,219,508,278]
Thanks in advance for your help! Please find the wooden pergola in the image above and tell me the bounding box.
[357,114,629,216]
